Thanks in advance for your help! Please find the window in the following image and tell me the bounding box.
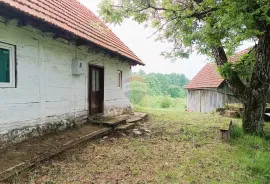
[92,69,100,91]
[0,42,15,88]
[117,70,122,88]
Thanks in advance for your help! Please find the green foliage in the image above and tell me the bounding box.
[144,75,162,96]
[218,51,255,81]
[99,0,270,59]
[132,71,189,98]
[168,85,185,98]
[130,80,148,104]
[160,96,173,108]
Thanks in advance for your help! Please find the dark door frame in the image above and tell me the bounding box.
[88,64,104,116]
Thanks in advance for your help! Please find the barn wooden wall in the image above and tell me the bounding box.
[187,88,240,113]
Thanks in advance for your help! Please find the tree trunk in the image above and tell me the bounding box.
[242,90,267,135]
[243,31,270,135]
[212,31,270,135]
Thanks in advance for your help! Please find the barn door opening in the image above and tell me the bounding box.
[89,65,104,116]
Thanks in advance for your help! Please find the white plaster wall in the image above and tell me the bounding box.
[0,19,131,134]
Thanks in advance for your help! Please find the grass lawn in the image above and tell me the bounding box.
[11,108,270,184]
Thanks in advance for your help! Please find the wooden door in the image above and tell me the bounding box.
[89,66,104,115]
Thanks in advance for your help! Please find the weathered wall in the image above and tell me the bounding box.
[187,88,239,113]
[0,19,131,147]
[186,90,201,112]
[200,89,225,112]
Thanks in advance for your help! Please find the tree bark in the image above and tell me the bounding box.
[243,31,270,135]
[211,31,270,135]
[242,89,267,135]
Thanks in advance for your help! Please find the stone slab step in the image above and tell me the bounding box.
[115,123,136,130]
[134,112,148,120]
[126,117,142,124]
[104,118,126,127]
[92,118,127,127]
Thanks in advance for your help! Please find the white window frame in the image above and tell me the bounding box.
[117,70,122,89]
[0,42,15,88]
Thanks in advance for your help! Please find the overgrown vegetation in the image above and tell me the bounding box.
[12,109,270,183]
[134,95,186,110]
[130,70,189,109]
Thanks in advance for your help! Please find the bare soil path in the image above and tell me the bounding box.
[0,124,108,181]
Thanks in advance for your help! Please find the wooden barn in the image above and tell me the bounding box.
[184,48,270,113]
[185,62,240,113]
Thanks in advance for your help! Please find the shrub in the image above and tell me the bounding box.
[130,81,148,104]
[160,96,173,108]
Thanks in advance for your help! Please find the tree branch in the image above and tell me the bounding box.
[212,45,248,101]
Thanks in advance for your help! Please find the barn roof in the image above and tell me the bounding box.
[185,63,224,89]
[0,0,144,65]
[185,48,251,89]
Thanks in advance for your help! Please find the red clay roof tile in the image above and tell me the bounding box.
[185,63,224,89]
[0,0,144,65]
[185,49,251,89]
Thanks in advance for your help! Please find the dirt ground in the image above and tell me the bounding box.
[5,109,270,184]
[0,124,103,176]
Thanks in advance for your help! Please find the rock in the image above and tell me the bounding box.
[109,137,116,141]
[120,132,127,137]
[140,127,151,134]
[133,130,142,136]
[143,129,151,133]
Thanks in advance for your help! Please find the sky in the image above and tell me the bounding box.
[80,0,254,80]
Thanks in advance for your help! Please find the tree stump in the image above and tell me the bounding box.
[220,121,233,141]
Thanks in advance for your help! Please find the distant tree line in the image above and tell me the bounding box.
[130,70,189,103]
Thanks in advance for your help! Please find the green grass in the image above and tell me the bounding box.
[11,109,270,184]
[134,95,186,111]
[137,108,270,184]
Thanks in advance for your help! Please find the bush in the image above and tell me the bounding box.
[168,85,185,98]
[160,96,173,108]
[130,81,148,104]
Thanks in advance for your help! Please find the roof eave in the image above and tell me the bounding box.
[0,1,144,65]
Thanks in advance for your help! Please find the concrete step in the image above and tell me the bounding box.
[126,117,142,124]
[115,123,136,130]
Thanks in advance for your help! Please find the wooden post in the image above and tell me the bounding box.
[220,121,233,141]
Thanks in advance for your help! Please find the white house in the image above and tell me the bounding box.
[0,0,144,148]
